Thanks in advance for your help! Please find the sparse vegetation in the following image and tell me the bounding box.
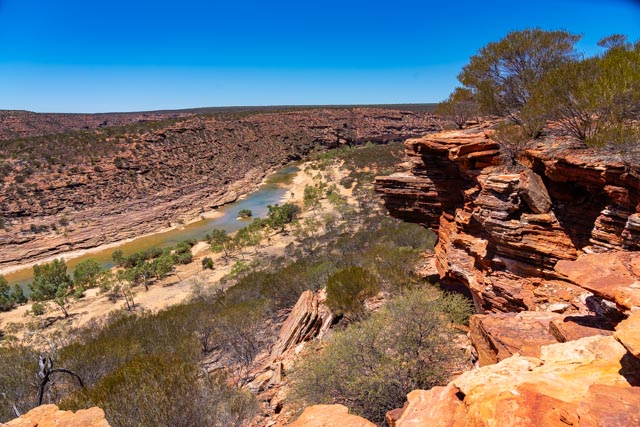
[0,140,461,426]
[441,29,640,147]
[293,287,472,423]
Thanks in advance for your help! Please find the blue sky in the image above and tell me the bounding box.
[0,0,639,113]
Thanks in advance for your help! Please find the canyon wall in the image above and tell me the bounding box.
[0,108,438,269]
[372,125,640,426]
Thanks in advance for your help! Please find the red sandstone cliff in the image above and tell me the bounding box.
[368,124,640,426]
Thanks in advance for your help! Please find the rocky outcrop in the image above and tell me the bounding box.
[270,289,333,358]
[288,404,376,427]
[4,404,110,427]
[374,125,640,425]
[376,127,640,316]
[615,311,640,358]
[388,335,640,427]
[246,290,335,426]
[0,108,438,269]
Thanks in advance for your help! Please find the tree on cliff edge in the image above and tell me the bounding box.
[458,28,581,136]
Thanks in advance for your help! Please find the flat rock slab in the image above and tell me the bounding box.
[555,252,640,311]
[470,311,560,366]
[549,315,614,342]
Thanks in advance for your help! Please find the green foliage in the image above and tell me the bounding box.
[435,87,478,129]
[266,203,301,232]
[0,346,38,421]
[303,184,322,211]
[29,259,73,316]
[458,28,581,127]
[11,285,27,305]
[237,208,252,219]
[111,250,125,267]
[73,258,103,288]
[61,354,258,427]
[527,39,640,144]
[293,288,469,423]
[0,275,14,312]
[201,257,214,270]
[209,228,232,257]
[326,266,379,319]
[31,301,47,316]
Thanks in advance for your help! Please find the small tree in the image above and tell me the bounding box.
[209,228,232,259]
[326,266,379,320]
[73,259,103,288]
[237,209,252,219]
[458,28,581,133]
[303,184,322,213]
[267,203,301,233]
[30,259,73,318]
[0,275,14,312]
[435,87,478,129]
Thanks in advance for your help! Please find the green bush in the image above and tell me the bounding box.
[61,354,257,427]
[0,346,39,422]
[293,288,470,423]
[325,266,379,319]
[73,259,103,288]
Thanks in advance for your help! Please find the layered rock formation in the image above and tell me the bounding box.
[376,127,639,316]
[0,108,438,269]
[4,404,110,427]
[0,109,191,141]
[373,125,640,425]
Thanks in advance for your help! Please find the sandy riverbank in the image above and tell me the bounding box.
[0,160,354,346]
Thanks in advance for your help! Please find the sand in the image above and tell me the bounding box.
[0,160,357,346]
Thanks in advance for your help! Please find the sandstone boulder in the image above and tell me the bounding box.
[469,312,560,366]
[389,386,465,427]
[519,169,552,214]
[555,251,640,312]
[614,311,640,358]
[576,384,640,427]
[5,405,110,427]
[287,404,375,427]
[270,290,333,358]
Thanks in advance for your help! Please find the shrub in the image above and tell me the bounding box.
[73,259,103,288]
[435,87,478,129]
[325,266,379,319]
[201,257,214,270]
[0,346,39,422]
[458,28,581,123]
[61,354,258,427]
[237,209,252,219]
[293,288,469,423]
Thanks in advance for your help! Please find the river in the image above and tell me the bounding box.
[5,165,300,287]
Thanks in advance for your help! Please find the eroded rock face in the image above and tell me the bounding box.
[270,290,333,358]
[374,125,640,426]
[1,108,438,269]
[5,404,110,427]
[375,126,640,317]
[287,404,376,427]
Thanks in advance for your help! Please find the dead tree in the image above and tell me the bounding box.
[37,356,84,406]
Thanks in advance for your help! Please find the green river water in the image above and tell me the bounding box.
[6,165,299,287]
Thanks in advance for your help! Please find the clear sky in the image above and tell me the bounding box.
[0,0,639,113]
